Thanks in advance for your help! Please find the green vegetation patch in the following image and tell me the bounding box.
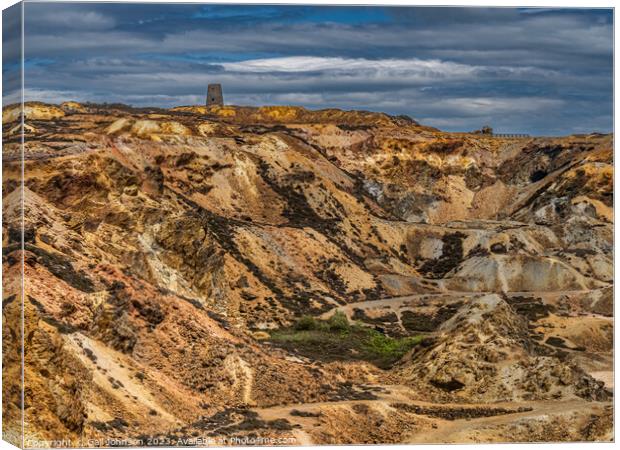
[269,312,423,369]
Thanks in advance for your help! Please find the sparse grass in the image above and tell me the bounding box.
[363,333,423,360]
[270,311,423,369]
[293,311,351,332]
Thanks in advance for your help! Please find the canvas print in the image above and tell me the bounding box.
[1,2,614,447]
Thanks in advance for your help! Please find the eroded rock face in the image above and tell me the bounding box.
[2,102,613,444]
[396,295,610,403]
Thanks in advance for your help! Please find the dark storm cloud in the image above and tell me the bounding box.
[2,3,22,105]
[5,3,613,135]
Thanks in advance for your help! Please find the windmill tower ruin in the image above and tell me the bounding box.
[206,84,223,106]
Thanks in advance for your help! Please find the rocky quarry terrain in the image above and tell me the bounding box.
[2,101,613,446]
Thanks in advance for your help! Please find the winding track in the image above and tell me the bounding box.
[251,384,611,444]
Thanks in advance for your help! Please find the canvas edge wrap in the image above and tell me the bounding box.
[3,1,25,448]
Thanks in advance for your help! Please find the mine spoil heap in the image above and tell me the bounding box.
[1,101,613,446]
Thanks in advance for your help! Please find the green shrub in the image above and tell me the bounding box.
[294,315,319,331]
[327,311,350,332]
[364,332,422,360]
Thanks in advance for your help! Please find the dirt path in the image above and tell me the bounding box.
[590,371,614,389]
[319,291,485,320]
[252,384,610,445]
[321,289,607,321]
[405,398,608,443]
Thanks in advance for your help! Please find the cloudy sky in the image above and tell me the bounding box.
[2,3,613,135]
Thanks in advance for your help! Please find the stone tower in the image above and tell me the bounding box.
[206,84,223,106]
